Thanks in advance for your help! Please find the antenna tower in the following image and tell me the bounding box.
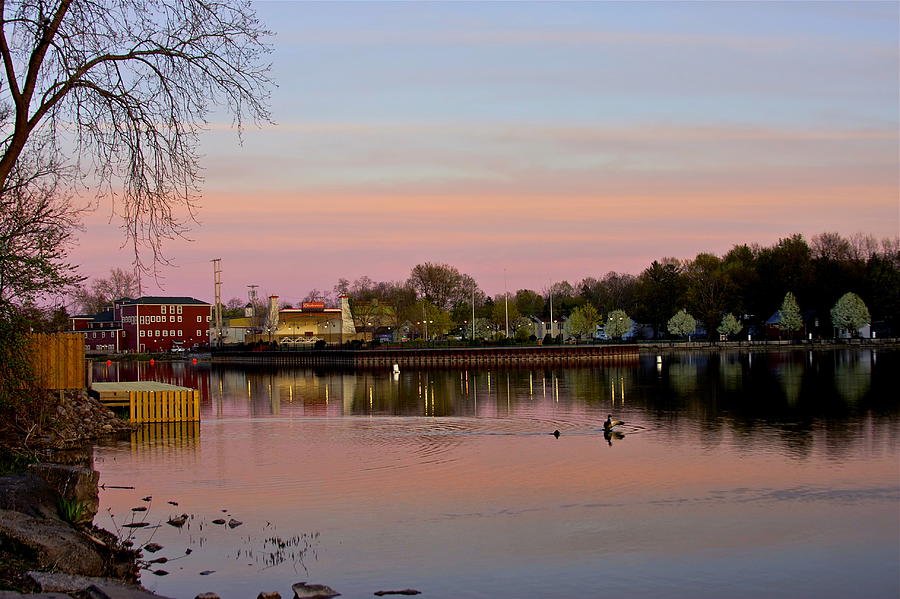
[211,258,223,346]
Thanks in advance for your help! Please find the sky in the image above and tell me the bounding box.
[70,1,900,304]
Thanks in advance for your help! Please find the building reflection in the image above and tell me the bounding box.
[91,349,898,457]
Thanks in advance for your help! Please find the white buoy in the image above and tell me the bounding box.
[392,363,400,374]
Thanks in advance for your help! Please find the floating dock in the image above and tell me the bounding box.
[91,382,200,424]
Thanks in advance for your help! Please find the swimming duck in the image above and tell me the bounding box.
[603,414,624,430]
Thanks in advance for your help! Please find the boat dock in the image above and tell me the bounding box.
[91,382,200,424]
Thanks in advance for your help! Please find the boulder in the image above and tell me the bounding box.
[0,474,60,519]
[27,463,100,524]
[291,583,340,599]
[0,509,105,576]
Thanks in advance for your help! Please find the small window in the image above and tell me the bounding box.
[206,315,211,322]
[178,330,182,337]
[196,329,201,336]
[178,316,182,322]
[197,316,202,322]
[177,305,182,314]
[163,330,168,337]
[170,316,175,322]
[140,330,145,337]
[155,330,160,337]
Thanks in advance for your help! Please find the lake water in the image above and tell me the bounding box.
[91,349,900,599]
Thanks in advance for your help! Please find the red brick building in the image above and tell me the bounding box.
[71,296,211,353]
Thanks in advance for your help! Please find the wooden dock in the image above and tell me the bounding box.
[92,382,200,424]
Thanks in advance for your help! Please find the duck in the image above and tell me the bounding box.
[603,414,624,431]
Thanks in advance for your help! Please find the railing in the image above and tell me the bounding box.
[129,390,200,424]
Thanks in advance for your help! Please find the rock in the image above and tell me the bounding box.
[167,501,178,506]
[141,496,152,502]
[227,519,242,528]
[26,463,100,524]
[0,474,60,519]
[195,594,220,599]
[198,571,215,576]
[143,543,163,553]
[257,593,281,599]
[0,509,106,576]
[291,582,340,599]
[166,515,187,527]
[374,591,421,597]
[211,519,226,525]
[85,582,177,598]
[28,571,142,594]
[131,507,147,512]
[152,570,168,576]
[0,592,73,598]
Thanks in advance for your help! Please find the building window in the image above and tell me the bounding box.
[140,330,145,337]
[196,330,201,336]
[178,316,182,322]
[155,330,160,337]
[177,305,182,314]
[163,330,168,337]
[170,330,175,336]
[170,316,175,322]
[197,316,202,322]
[206,315,211,322]
[178,330,182,337]
[92,332,96,338]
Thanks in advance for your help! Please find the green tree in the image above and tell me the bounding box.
[567,304,601,340]
[604,309,633,339]
[830,292,871,336]
[717,313,742,338]
[685,253,734,339]
[776,292,803,334]
[667,309,697,339]
[634,259,687,337]
[514,289,544,316]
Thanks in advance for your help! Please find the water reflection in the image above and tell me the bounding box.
[91,349,899,599]
[93,349,900,459]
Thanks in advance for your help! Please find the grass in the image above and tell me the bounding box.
[57,497,87,523]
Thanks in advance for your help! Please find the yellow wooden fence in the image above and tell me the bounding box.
[129,390,200,424]
[27,333,85,390]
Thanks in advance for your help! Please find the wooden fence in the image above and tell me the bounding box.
[27,333,85,390]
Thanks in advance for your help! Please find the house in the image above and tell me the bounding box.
[529,315,568,339]
[71,296,211,353]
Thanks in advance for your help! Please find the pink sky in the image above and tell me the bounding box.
[68,2,899,304]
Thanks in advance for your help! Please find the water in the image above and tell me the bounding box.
[91,350,900,599]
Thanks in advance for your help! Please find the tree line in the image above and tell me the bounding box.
[279,232,898,341]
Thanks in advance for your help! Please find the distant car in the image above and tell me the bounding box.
[170,346,185,353]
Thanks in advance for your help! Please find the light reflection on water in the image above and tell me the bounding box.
[92,350,899,599]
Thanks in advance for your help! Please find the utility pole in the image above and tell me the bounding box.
[504,268,509,338]
[472,284,476,340]
[211,258,223,346]
[549,287,554,340]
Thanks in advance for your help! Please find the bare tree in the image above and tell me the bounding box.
[0,0,273,276]
[0,162,83,316]
[71,266,139,314]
